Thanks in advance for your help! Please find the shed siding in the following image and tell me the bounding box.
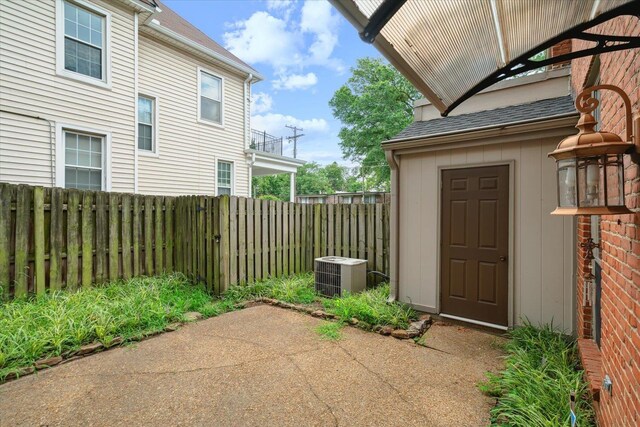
[137,35,250,196]
[0,0,136,191]
[398,138,575,332]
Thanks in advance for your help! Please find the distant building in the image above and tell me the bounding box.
[296,192,389,205]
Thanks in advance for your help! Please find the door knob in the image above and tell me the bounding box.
[499,256,507,262]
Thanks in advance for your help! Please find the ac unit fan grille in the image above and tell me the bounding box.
[315,261,342,297]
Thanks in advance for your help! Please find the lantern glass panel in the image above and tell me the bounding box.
[605,154,625,206]
[557,159,577,208]
[577,156,605,207]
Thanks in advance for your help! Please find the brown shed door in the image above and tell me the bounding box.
[441,166,509,326]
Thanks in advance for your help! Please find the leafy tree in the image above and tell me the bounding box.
[329,57,420,190]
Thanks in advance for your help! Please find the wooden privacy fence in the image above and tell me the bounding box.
[0,182,389,298]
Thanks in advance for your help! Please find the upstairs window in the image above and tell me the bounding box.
[364,195,377,204]
[217,160,233,196]
[63,1,105,80]
[138,96,155,152]
[199,70,223,124]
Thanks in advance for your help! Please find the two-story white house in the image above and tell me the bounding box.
[0,0,304,199]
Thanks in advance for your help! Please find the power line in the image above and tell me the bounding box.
[285,125,304,158]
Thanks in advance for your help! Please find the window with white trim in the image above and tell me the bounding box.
[341,196,353,204]
[138,96,155,151]
[63,1,105,80]
[64,130,103,190]
[364,194,377,204]
[217,160,233,196]
[200,71,222,124]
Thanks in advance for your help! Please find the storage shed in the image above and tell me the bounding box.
[385,69,579,331]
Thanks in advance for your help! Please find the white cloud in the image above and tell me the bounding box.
[272,72,318,90]
[223,1,344,87]
[223,11,301,71]
[251,92,273,114]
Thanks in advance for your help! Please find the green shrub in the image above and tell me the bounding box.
[223,273,317,305]
[322,284,417,329]
[0,274,217,380]
[479,322,595,426]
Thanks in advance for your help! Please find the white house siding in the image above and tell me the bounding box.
[397,138,575,332]
[137,35,250,197]
[0,0,136,191]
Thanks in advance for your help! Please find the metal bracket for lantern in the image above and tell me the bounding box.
[548,85,639,216]
[580,238,600,307]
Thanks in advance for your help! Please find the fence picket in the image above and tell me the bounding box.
[213,197,221,294]
[261,200,269,277]
[95,193,107,283]
[238,197,246,284]
[67,190,80,290]
[342,205,349,257]
[375,203,384,281]
[220,196,230,291]
[14,186,31,296]
[50,188,64,290]
[165,197,174,272]
[132,195,141,277]
[246,198,254,283]
[335,204,342,257]
[33,187,45,295]
[229,196,238,285]
[109,193,119,281]
[358,204,366,260]
[121,194,132,280]
[276,201,282,277]
[0,184,11,296]
[155,196,164,274]
[283,203,289,276]
[254,199,262,280]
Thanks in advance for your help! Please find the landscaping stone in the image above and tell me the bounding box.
[165,323,181,332]
[78,342,103,355]
[373,325,382,333]
[380,326,394,336]
[183,311,203,322]
[391,329,410,339]
[34,356,63,370]
[407,319,430,337]
[109,337,124,347]
[311,310,326,318]
[348,318,359,326]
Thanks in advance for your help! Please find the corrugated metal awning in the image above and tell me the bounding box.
[330,0,639,116]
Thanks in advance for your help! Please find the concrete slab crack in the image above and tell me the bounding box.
[336,344,432,423]
[286,355,339,427]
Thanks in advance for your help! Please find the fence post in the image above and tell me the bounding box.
[67,190,80,290]
[109,193,120,281]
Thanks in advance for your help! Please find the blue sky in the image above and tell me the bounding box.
[164,0,380,165]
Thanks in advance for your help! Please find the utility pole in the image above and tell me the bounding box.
[285,125,304,158]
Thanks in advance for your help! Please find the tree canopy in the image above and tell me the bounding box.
[329,57,420,190]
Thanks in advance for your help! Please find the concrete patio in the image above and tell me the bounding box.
[0,305,505,426]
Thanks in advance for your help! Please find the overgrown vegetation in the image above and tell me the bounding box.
[322,284,416,329]
[0,274,227,380]
[1,273,416,381]
[479,322,594,426]
[315,321,344,341]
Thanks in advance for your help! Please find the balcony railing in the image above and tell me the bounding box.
[250,129,283,156]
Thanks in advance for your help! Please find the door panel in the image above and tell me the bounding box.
[441,165,509,326]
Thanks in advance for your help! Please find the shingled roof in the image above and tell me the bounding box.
[143,0,259,76]
[387,95,578,143]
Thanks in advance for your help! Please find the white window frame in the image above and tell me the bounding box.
[137,94,159,156]
[364,194,377,204]
[197,67,225,127]
[56,0,112,88]
[341,196,353,204]
[215,159,235,196]
[55,123,112,190]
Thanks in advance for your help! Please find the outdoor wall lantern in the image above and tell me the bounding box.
[549,84,639,215]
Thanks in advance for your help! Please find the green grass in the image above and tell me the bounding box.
[479,321,595,427]
[322,284,417,329]
[0,274,225,380]
[222,273,317,305]
[315,321,344,340]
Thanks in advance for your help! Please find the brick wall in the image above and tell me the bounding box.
[570,15,640,427]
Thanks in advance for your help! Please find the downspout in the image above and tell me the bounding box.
[244,73,253,197]
[385,149,400,302]
[133,11,139,193]
[0,110,54,186]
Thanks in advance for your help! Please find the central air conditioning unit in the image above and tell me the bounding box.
[314,257,367,297]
